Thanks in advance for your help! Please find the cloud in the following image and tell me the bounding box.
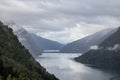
[90,44,120,51]
[90,45,99,50]
[106,44,120,51]
[0,0,120,43]
[36,23,107,43]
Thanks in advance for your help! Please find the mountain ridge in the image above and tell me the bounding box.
[60,28,118,53]
[9,23,42,57]
[8,23,64,55]
[30,33,64,51]
[0,21,59,80]
[75,26,120,71]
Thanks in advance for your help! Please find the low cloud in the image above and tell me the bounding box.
[106,44,120,51]
[90,45,99,50]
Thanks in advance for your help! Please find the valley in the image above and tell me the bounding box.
[0,0,120,80]
[36,53,117,80]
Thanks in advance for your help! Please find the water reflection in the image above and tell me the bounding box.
[36,53,114,80]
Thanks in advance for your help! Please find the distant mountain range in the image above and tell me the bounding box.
[75,27,120,71]
[9,23,63,56]
[9,23,41,57]
[30,33,64,51]
[60,28,118,53]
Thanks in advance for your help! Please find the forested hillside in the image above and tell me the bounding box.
[75,27,120,71]
[0,21,58,80]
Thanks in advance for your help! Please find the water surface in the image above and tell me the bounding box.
[36,53,114,80]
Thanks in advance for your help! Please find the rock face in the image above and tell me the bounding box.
[0,21,59,80]
[9,23,42,57]
[75,27,120,71]
[31,33,64,51]
[60,28,117,53]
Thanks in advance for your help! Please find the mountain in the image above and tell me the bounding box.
[30,33,64,51]
[0,21,58,80]
[60,28,117,53]
[75,27,120,71]
[8,23,42,57]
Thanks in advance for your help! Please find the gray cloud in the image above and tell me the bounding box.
[0,0,120,43]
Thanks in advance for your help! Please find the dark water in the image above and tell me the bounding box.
[36,53,115,80]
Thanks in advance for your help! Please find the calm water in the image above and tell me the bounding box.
[36,53,114,80]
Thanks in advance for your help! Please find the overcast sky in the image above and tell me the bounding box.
[0,0,120,44]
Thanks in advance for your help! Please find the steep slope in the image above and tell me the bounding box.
[9,23,42,57]
[31,33,64,50]
[60,28,117,53]
[75,27,120,71]
[0,21,58,80]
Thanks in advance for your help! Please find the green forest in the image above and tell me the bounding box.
[0,21,58,80]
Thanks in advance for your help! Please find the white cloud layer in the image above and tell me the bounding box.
[106,44,120,51]
[90,45,99,50]
[0,0,120,43]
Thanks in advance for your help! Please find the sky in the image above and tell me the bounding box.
[0,0,120,44]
